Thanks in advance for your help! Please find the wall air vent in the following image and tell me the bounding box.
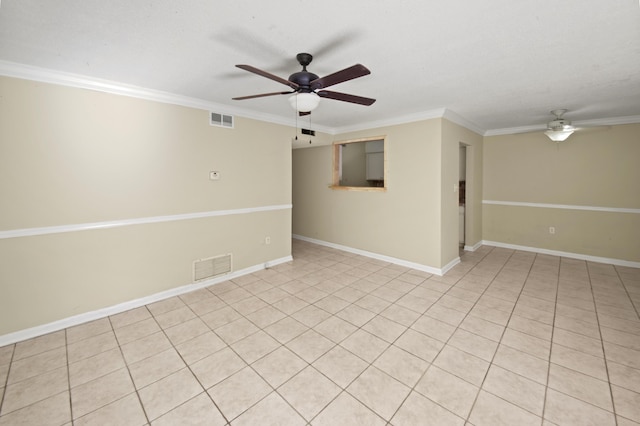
[210,112,234,129]
[193,254,232,282]
[301,128,315,136]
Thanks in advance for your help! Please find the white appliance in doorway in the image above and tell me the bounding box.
[459,205,465,245]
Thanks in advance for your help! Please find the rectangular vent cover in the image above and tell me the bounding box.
[210,112,234,128]
[301,128,315,136]
[193,254,232,282]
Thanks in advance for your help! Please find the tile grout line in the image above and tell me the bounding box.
[64,328,74,425]
[214,275,327,424]
[3,241,638,425]
[150,298,233,425]
[142,287,251,422]
[194,270,320,423]
[179,270,324,424]
[304,251,632,421]
[460,248,541,423]
[269,257,399,424]
[314,279,449,423]
[339,258,470,408]
[262,255,405,423]
[378,248,499,424]
[587,262,620,426]
[314,245,498,424]
[539,255,561,425]
[613,265,640,321]
[260,252,442,423]
[550,268,611,382]
[0,343,16,418]
[537,260,635,423]
[109,309,153,426]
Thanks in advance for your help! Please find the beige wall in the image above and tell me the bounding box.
[441,119,483,263]
[0,76,292,335]
[483,124,640,262]
[293,119,451,269]
[5,71,634,339]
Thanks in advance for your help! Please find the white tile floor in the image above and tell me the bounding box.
[1,239,639,425]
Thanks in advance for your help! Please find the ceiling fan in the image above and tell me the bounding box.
[544,109,576,142]
[232,53,375,115]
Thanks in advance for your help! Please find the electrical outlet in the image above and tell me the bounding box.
[265,236,271,245]
[549,226,555,234]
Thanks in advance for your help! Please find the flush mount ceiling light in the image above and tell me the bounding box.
[544,109,576,142]
[544,128,574,142]
[289,92,321,112]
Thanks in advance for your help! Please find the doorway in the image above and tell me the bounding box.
[459,143,468,250]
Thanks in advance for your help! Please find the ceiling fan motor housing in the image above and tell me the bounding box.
[288,71,319,93]
[548,118,572,130]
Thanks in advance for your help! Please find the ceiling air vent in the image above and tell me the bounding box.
[210,112,234,128]
[193,254,232,282]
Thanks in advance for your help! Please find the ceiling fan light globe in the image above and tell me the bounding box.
[289,92,320,112]
[544,129,574,142]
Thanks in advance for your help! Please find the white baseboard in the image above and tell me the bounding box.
[441,257,461,275]
[0,255,293,347]
[482,240,640,268]
[464,241,483,252]
[292,234,449,276]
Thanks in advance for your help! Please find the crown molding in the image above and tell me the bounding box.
[332,108,448,134]
[0,61,486,137]
[484,124,546,136]
[442,109,485,135]
[573,115,640,127]
[331,108,485,136]
[0,60,337,134]
[485,115,640,136]
[7,60,633,139]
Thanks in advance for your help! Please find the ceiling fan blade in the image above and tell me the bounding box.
[310,64,371,90]
[235,64,299,89]
[232,91,294,100]
[317,90,376,106]
[299,111,311,116]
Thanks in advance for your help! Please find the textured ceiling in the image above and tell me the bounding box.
[1,0,639,133]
